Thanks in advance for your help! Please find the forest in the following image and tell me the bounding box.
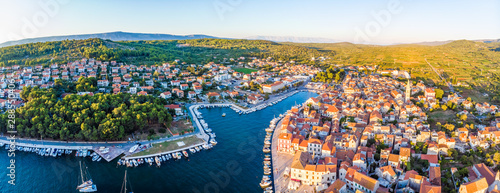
[0,86,173,141]
[0,38,328,67]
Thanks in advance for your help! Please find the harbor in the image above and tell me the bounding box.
[0,91,317,193]
[0,90,304,166]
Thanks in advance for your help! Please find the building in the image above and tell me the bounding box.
[290,151,337,186]
[278,133,293,154]
[262,81,285,93]
[164,104,183,116]
[160,91,172,99]
[344,167,379,193]
[206,92,220,99]
[459,177,488,193]
[376,165,397,182]
[325,179,347,193]
[405,79,411,102]
[425,88,435,100]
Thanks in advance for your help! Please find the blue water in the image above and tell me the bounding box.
[0,92,317,193]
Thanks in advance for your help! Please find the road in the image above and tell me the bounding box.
[425,58,455,93]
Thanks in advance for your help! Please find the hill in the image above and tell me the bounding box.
[1,38,500,101]
[0,38,329,67]
[0,31,220,48]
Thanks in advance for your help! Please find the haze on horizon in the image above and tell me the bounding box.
[0,0,499,45]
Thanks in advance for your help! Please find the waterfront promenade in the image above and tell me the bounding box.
[271,106,314,193]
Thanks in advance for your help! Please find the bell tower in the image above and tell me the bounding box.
[405,79,411,102]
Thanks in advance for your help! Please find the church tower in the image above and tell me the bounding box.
[405,79,411,102]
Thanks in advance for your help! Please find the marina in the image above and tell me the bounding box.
[0,90,306,169]
[0,91,317,193]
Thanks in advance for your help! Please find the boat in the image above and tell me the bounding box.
[120,170,134,193]
[262,147,270,153]
[222,113,226,117]
[259,180,272,188]
[76,161,97,192]
[155,157,161,166]
[210,139,218,145]
[265,128,273,132]
[264,157,271,161]
[264,140,271,145]
[182,150,189,158]
[264,169,271,175]
[129,145,139,153]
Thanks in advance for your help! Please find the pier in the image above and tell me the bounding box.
[124,142,206,160]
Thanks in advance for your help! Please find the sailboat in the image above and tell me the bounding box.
[121,170,134,193]
[77,161,97,192]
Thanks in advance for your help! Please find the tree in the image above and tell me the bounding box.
[435,89,444,99]
[209,96,216,103]
[460,114,467,122]
[444,124,455,132]
[494,153,500,164]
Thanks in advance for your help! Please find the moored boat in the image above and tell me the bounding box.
[76,161,97,192]
[259,180,272,188]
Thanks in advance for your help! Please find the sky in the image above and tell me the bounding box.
[0,0,499,44]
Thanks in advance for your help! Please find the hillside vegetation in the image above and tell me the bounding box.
[1,38,500,100]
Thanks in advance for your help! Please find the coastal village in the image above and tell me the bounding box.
[1,56,500,193]
[0,57,319,168]
[272,69,500,193]
[0,57,318,109]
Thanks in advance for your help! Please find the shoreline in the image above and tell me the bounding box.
[0,89,313,162]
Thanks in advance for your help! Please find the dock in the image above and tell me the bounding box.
[124,142,205,160]
[93,144,132,162]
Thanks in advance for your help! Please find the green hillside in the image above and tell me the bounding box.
[1,38,500,101]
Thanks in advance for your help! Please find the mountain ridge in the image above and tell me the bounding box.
[1,31,499,48]
[0,31,221,48]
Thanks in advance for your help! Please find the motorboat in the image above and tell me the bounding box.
[259,180,272,188]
